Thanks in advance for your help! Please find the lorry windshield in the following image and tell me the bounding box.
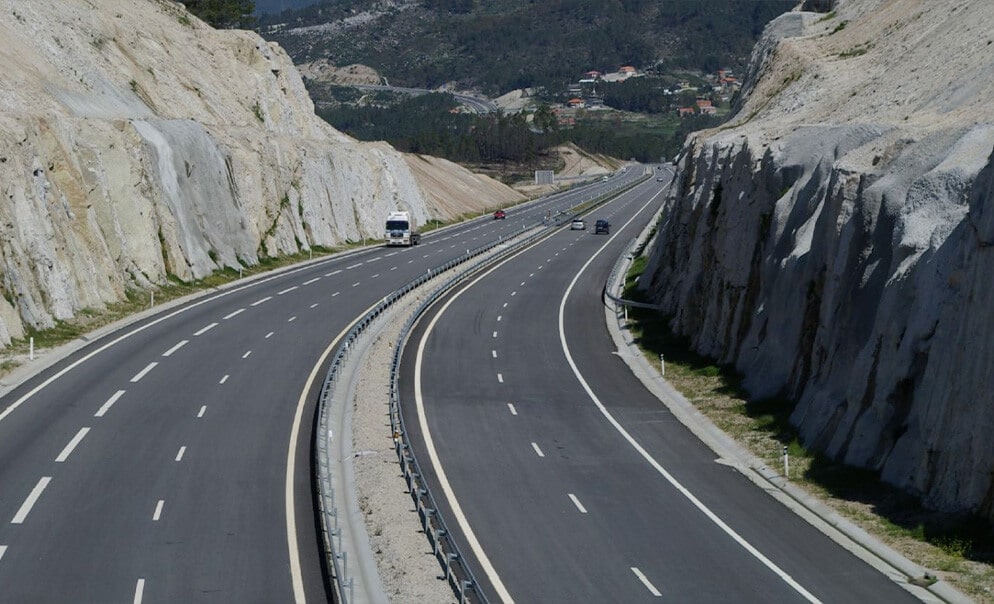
[386,220,410,230]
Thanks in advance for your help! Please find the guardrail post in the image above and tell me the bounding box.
[659,354,665,378]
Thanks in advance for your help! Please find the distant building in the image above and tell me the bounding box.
[568,98,586,108]
[677,107,695,117]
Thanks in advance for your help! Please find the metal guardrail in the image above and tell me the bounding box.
[315,173,651,603]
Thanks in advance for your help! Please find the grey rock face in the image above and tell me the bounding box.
[642,0,994,520]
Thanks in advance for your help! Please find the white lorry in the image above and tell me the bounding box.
[384,211,421,246]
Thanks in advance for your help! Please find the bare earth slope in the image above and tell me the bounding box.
[0,0,521,346]
[641,0,994,522]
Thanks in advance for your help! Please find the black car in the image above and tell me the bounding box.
[594,219,610,234]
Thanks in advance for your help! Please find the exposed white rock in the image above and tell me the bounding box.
[642,0,994,520]
[0,0,522,343]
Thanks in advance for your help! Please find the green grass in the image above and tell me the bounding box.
[621,257,994,600]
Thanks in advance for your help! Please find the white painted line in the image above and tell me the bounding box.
[568,493,588,514]
[197,405,207,418]
[332,292,340,297]
[251,296,272,306]
[497,373,504,383]
[130,362,158,383]
[390,266,398,271]
[507,403,517,415]
[529,273,535,278]
[161,339,189,357]
[55,427,90,462]
[325,269,342,277]
[288,316,297,323]
[310,303,319,309]
[492,350,497,359]
[194,322,217,336]
[531,442,545,458]
[510,291,517,296]
[96,390,126,417]
[223,308,245,320]
[0,545,6,562]
[303,277,320,285]
[632,567,662,597]
[408,260,414,264]
[346,263,362,269]
[538,265,543,269]
[152,500,164,521]
[423,254,429,258]
[219,374,229,384]
[12,477,51,524]
[555,190,822,603]
[496,315,502,322]
[352,282,360,287]
[242,351,252,359]
[134,579,145,604]
[503,302,508,308]
[175,446,186,462]
[492,331,498,338]
[371,273,380,279]
[265,332,275,339]
[520,282,526,286]
[365,257,381,263]
[278,286,298,295]
[385,252,398,257]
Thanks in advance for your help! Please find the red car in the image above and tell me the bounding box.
[493,209,506,219]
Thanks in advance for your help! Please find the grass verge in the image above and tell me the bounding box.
[621,257,994,602]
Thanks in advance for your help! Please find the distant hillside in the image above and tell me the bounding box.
[254,0,318,15]
[260,0,795,95]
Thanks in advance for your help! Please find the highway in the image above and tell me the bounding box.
[398,174,922,603]
[0,170,638,602]
[352,84,498,113]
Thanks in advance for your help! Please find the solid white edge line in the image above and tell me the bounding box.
[153,500,164,521]
[95,390,126,417]
[175,446,186,462]
[285,296,384,604]
[223,308,245,320]
[12,477,52,524]
[161,339,189,357]
[130,362,158,383]
[556,190,821,604]
[568,493,587,514]
[134,578,145,604]
[631,567,662,597]
[194,322,218,336]
[55,427,90,462]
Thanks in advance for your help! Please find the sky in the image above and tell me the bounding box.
[254,0,319,15]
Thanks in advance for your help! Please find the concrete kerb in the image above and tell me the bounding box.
[603,254,972,603]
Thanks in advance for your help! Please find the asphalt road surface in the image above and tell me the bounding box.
[0,170,640,603]
[399,174,922,603]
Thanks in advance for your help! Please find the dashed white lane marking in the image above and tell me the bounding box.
[497,373,504,383]
[0,545,6,562]
[152,500,164,521]
[346,263,362,269]
[197,405,207,418]
[219,375,229,384]
[520,281,526,286]
[492,331,498,338]
[492,350,497,358]
[278,286,298,295]
[325,270,342,277]
[531,442,545,458]
[134,579,145,604]
[332,292,340,297]
[242,350,252,359]
[12,477,51,524]
[497,315,502,322]
[352,282,361,288]
[371,273,380,279]
[162,340,188,357]
[303,277,320,285]
[95,390,125,417]
[223,308,245,320]
[507,403,517,415]
[265,332,275,339]
[385,252,398,257]
[130,362,158,383]
[175,446,186,462]
[529,273,535,278]
[408,260,414,264]
[55,427,90,462]
[288,316,297,323]
[538,265,543,269]
[632,567,662,597]
[503,302,508,308]
[310,303,319,309]
[510,291,517,297]
[390,266,398,271]
[194,322,217,336]
[251,296,272,306]
[568,493,588,514]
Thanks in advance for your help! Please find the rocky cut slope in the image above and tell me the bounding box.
[0,0,521,346]
[640,0,994,521]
